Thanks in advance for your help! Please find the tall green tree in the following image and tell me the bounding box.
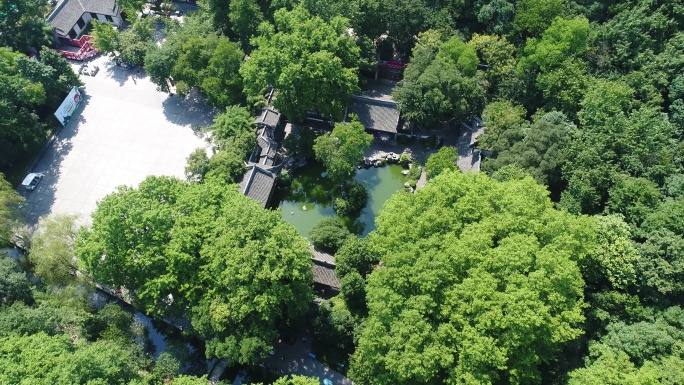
[394,32,485,129]
[229,0,264,50]
[584,214,640,291]
[350,171,596,385]
[425,146,458,179]
[482,111,575,199]
[0,0,54,51]
[568,342,684,385]
[560,80,679,215]
[313,119,372,182]
[512,0,565,39]
[468,33,518,97]
[0,333,144,384]
[474,0,515,35]
[240,5,360,121]
[0,172,23,246]
[77,176,186,314]
[0,258,32,306]
[201,38,245,108]
[77,177,314,363]
[638,229,684,298]
[117,19,155,66]
[208,105,255,156]
[185,148,210,183]
[91,21,120,55]
[29,214,82,286]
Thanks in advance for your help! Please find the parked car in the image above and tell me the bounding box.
[21,172,44,191]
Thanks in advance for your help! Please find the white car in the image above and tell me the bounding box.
[21,172,44,191]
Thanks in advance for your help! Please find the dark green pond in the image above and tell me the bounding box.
[276,161,406,237]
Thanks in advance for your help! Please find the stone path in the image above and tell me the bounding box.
[454,123,484,172]
[260,337,353,385]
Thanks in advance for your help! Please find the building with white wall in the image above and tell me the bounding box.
[47,0,122,40]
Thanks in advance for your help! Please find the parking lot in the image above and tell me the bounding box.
[20,55,214,226]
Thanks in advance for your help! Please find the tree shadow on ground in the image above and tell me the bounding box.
[161,88,216,138]
[19,94,91,227]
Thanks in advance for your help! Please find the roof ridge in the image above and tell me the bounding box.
[352,95,398,107]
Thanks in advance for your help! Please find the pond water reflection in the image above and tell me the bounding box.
[276,161,406,237]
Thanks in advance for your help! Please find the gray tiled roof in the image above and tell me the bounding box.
[310,247,336,266]
[253,128,279,166]
[239,165,277,207]
[255,108,282,129]
[47,0,119,36]
[312,261,341,290]
[347,96,400,134]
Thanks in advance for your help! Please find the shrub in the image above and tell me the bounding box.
[340,271,367,315]
[309,218,352,253]
[184,148,210,182]
[346,182,368,214]
[399,153,411,167]
[334,198,350,216]
[406,162,422,187]
[205,151,246,184]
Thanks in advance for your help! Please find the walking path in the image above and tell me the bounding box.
[260,337,352,385]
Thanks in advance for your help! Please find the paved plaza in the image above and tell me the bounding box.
[259,336,352,385]
[20,55,214,226]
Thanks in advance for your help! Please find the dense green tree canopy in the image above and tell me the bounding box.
[77,176,313,363]
[0,333,143,384]
[29,214,82,286]
[394,32,485,129]
[350,170,596,384]
[424,146,458,179]
[240,5,360,121]
[560,79,680,215]
[638,229,684,298]
[584,214,640,291]
[568,342,684,385]
[0,47,80,167]
[0,0,53,52]
[0,258,32,306]
[257,375,320,385]
[313,119,372,182]
[117,19,155,67]
[482,111,575,199]
[334,234,377,279]
[0,172,23,246]
[209,105,255,152]
[512,0,565,39]
[309,217,352,253]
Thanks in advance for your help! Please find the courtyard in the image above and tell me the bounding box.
[19,55,214,226]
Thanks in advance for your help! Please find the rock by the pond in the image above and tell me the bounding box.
[302,205,307,211]
[401,170,410,175]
